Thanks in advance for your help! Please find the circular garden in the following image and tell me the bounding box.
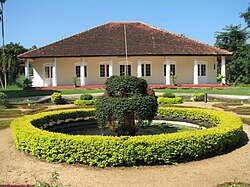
[10,76,243,167]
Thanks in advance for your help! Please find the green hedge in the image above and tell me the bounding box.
[11,107,243,167]
[157,97,183,104]
[74,99,95,106]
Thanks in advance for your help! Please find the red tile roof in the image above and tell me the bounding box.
[18,22,232,58]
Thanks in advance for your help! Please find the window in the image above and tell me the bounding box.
[145,64,151,76]
[141,64,151,76]
[120,65,131,76]
[164,64,176,76]
[45,66,53,78]
[84,66,87,77]
[76,65,87,78]
[100,64,109,77]
[76,66,80,77]
[198,64,206,76]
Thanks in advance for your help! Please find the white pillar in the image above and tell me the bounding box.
[52,58,57,86]
[194,58,199,85]
[80,58,85,86]
[221,56,226,84]
[165,60,171,85]
[109,58,113,77]
[137,59,142,77]
[24,61,30,79]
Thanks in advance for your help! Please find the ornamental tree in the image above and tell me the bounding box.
[95,75,158,136]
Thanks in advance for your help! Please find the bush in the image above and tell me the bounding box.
[192,93,205,101]
[11,107,242,167]
[162,91,175,98]
[74,99,95,106]
[157,97,183,104]
[51,92,63,104]
[80,94,93,100]
[0,92,8,106]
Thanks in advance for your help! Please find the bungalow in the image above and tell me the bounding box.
[18,22,231,87]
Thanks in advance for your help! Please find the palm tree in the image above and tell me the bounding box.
[0,0,7,88]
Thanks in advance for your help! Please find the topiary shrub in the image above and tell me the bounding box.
[96,75,158,136]
[192,93,205,101]
[162,91,175,98]
[157,96,183,104]
[80,94,93,100]
[51,92,63,104]
[0,92,8,107]
[74,99,95,106]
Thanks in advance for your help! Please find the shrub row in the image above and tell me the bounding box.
[157,97,183,104]
[11,107,243,167]
[74,99,95,106]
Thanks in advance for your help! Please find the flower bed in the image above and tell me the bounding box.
[11,107,243,167]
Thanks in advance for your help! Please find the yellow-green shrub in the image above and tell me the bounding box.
[157,97,183,104]
[11,107,243,167]
[192,93,205,101]
[74,99,95,106]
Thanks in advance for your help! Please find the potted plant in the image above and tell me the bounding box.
[217,74,225,85]
[170,73,177,86]
[72,76,79,87]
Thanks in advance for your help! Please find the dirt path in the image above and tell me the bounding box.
[0,104,250,187]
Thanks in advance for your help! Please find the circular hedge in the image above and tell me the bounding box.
[11,107,243,167]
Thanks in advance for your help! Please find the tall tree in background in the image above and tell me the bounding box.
[215,3,250,84]
[1,43,27,84]
[0,0,7,89]
[241,2,250,28]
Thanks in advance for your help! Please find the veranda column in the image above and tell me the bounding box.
[221,56,226,84]
[109,58,113,77]
[137,58,142,77]
[165,59,171,85]
[24,61,30,79]
[80,58,85,86]
[52,58,57,86]
[193,58,199,85]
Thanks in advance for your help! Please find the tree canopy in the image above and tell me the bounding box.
[215,4,250,84]
[95,75,158,136]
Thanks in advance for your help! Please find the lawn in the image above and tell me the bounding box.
[0,119,12,129]
[154,86,250,96]
[0,85,249,99]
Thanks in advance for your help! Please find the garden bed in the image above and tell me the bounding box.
[11,107,243,167]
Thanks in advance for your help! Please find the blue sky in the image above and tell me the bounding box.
[4,0,249,49]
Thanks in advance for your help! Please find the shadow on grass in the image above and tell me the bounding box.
[1,89,57,99]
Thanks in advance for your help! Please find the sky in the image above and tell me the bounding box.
[4,0,250,49]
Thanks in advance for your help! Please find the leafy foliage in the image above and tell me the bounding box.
[0,42,28,89]
[157,97,183,104]
[162,91,175,98]
[215,4,250,84]
[240,2,250,28]
[80,93,93,100]
[11,107,243,167]
[51,92,63,104]
[95,75,158,136]
[0,91,8,106]
[74,99,95,106]
[192,93,205,101]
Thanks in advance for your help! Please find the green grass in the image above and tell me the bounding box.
[0,88,104,99]
[154,86,250,96]
[0,119,12,129]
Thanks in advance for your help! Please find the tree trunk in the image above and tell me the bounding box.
[0,75,3,89]
[3,72,6,89]
[115,113,137,136]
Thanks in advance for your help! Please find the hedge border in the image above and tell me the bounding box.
[11,107,243,167]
